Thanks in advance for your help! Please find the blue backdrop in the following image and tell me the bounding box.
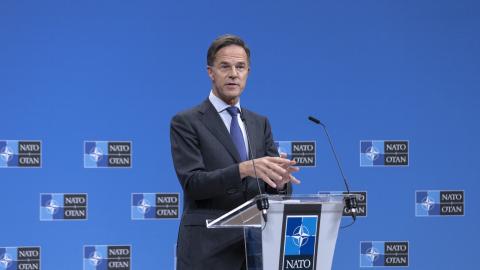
[1,0,479,269]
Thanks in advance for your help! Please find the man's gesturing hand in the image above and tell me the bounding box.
[239,155,301,189]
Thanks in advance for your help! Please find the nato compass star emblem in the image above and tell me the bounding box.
[46,200,60,215]
[0,253,13,268]
[292,225,310,247]
[89,147,103,162]
[422,196,435,211]
[366,247,380,262]
[0,146,14,162]
[137,199,151,214]
[365,146,379,161]
[89,251,103,266]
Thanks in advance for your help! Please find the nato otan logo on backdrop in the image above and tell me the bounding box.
[360,140,408,167]
[84,141,132,168]
[275,141,316,167]
[416,190,464,216]
[0,140,41,168]
[360,241,408,267]
[40,193,87,221]
[84,245,131,270]
[131,193,179,220]
[0,246,40,270]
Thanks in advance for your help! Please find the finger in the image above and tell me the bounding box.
[257,159,284,181]
[257,162,283,183]
[258,157,287,178]
[260,175,277,189]
[286,166,300,173]
[266,156,292,165]
[270,156,296,164]
[267,170,284,183]
[280,152,287,159]
[289,175,301,184]
[265,162,288,178]
[279,161,294,169]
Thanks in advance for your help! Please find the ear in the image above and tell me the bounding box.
[207,66,215,81]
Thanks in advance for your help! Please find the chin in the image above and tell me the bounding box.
[222,89,241,96]
[214,88,243,103]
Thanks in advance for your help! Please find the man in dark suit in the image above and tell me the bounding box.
[170,34,300,270]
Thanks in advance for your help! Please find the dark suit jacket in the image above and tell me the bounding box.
[170,99,291,270]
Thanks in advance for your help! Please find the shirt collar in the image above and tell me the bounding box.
[209,90,241,113]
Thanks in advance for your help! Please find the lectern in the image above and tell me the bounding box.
[206,194,356,270]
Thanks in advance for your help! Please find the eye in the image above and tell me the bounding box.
[235,65,246,72]
[219,64,230,71]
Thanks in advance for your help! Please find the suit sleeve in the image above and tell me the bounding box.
[263,117,293,195]
[170,113,243,200]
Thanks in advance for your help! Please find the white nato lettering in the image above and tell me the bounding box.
[109,145,130,152]
[441,193,463,201]
[386,244,407,252]
[108,249,130,256]
[65,197,86,204]
[286,259,312,269]
[293,145,314,152]
[385,144,407,152]
[18,250,39,257]
[156,196,178,204]
[19,144,40,152]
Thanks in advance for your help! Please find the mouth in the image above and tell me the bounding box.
[225,83,239,87]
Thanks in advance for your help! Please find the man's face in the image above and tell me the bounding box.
[208,45,250,105]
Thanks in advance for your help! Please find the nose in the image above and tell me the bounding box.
[228,66,239,78]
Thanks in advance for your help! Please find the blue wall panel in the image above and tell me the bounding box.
[0,0,479,269]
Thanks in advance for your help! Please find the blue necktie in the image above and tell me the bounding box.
[226,106,248,162]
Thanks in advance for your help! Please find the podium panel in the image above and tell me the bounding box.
[207,194,356,270]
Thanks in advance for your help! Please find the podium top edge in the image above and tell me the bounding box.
[206,193,357,228]
[259,193,361,202]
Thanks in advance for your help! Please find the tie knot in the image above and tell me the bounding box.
[226,106,239,117]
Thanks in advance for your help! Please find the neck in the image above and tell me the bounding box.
[225,98,238,106]
[212,90,238,106]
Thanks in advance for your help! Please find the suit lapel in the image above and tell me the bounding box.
[241,108,260,160]
[199,100,241,163]
[240,108,267,195]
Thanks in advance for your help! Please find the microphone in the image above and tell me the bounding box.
[240,110,269,223]
[308,116,358,221]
